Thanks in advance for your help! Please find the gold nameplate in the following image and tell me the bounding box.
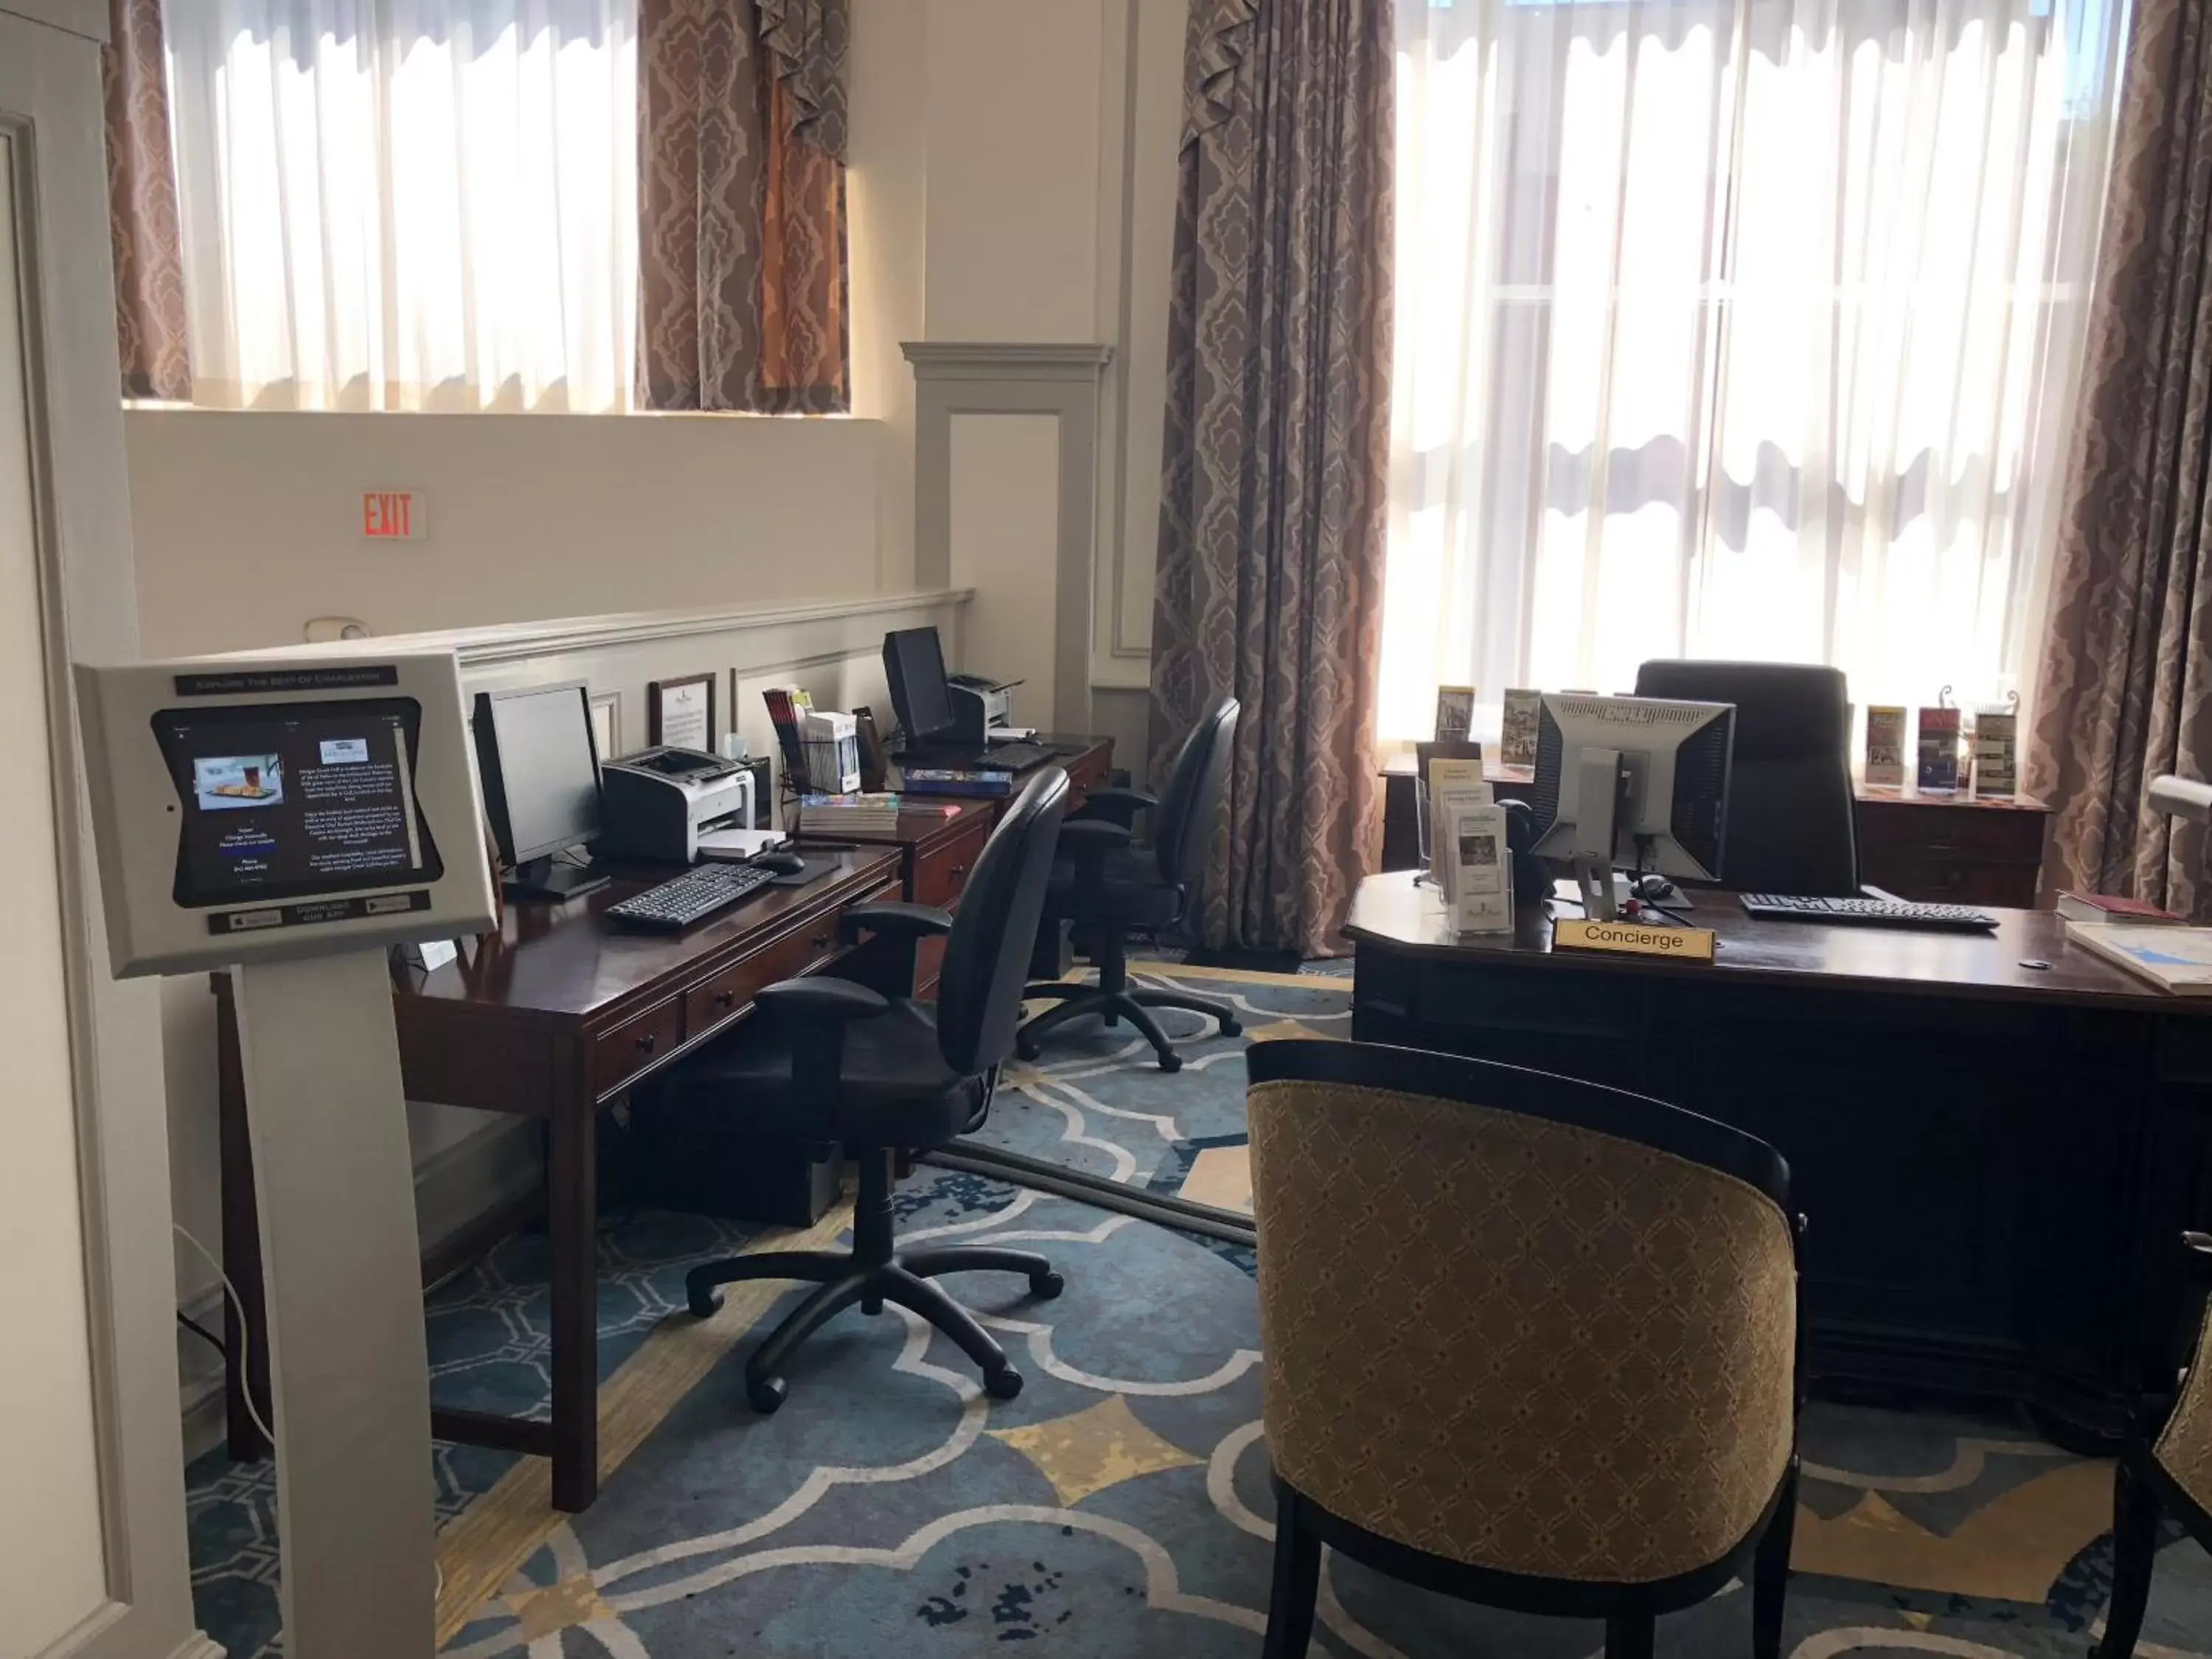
[1552,919,1717,961]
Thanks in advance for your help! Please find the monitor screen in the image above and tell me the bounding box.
[883,627,956,743]
[477,684,602,864]
[152,698,444,908]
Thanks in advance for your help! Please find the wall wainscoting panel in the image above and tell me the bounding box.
[905,341,1112,731]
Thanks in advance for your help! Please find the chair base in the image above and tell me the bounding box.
[682,1150,1063,1413]
[1264,1465,1797,1659]
[1018,981,1240,1072]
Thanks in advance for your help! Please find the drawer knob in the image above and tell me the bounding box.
[636,1032,658,1054]
[812,931,832,950]
[950,863,968,879]
[714,990,737,1009]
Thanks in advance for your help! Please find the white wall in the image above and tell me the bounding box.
[921,0,1108,344]
[848,0,931,591]
[951,414,1062,714]
[0,119,106,1659]
[125,410,888,656]
[908,0,1185,745]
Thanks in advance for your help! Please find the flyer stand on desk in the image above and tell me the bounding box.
[74,651,496,1659]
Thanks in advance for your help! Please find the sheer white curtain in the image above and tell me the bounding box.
[165,0,637,412]
[1379,0,2129,739]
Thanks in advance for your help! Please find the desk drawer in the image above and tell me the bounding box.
[683,917,842,1038]
[1856,801,2047,865]
[593,998,685,1095]
[914,817,992,908]
[1063,745,1113,804]
[1867,856,2039,908]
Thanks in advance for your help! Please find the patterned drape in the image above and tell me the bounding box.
[1147,0,1393,956]
[101,0,189,401]
[2027,0,2212,917]
[638,0,849,414]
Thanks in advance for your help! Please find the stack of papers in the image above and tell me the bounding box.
[695,827,789,863]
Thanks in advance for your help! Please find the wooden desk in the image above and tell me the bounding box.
[1377,756,2053,905]
[216,846,903,1511]
[1854,782,2052,908]
[1344,873,2212,1445]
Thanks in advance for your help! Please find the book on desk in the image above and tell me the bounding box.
[2066,919,2212,995]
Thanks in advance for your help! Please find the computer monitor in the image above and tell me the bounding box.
[471,682,610,902]
[1527,692,1735,919]
[883,626,958,747]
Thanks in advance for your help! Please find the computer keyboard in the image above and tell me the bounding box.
[606,862,777,933]
[1738,893,1999,931]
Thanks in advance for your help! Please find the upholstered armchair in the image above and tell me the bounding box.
[1246,1038,1804,1659]
[2095,1229,2212,1658]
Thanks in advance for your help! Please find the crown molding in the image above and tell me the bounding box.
[902,342,1116,382]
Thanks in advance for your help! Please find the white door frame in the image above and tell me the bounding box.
[1,8,213,1658]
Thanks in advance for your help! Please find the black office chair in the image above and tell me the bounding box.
[669,767,1071,1413]
[1016,697,1241,1074]
[1634,660,1860,897]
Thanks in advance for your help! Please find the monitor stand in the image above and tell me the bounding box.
[1572,745,1630,921]
[504,855,610,903]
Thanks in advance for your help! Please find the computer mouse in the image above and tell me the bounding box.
[754,849,807,876]
[1633,874,1678,903]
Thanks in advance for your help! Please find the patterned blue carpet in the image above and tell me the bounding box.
[183,963,2212,1656]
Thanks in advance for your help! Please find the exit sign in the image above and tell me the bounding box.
[361,490,427,540]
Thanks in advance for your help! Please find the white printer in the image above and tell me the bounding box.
[597,746,757,864]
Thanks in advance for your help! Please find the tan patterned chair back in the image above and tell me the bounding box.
[1248,1066,1797,1586]
[2156,1303,2212,1512]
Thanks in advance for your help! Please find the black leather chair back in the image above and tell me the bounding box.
[1633,659,1860,897]
[1155,697,1239,888]
[935,767,1070,1074]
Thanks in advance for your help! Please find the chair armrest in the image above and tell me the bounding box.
[838,900,954,947]
[755,977,889,1126]
[2185,1231,2212,1284]
[754,977,891,1023]
[1075,786,1158,832]
[1061,818,1131,885]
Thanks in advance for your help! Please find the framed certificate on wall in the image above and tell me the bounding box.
[647,673,716,752]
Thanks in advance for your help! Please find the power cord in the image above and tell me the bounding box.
[172,1225,448,1604]
[173,1222,277,1449]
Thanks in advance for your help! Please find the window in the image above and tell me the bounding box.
[1378,0,2129,738]
[164,0,638,412]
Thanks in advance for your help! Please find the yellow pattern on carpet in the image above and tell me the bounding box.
[431,1198,856,1647]
[988,1395,1204,1506]
[1181,1146,1253,1215]
[1791,1458,2115,1601]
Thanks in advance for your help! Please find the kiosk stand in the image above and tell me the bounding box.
[74,653,496,1658]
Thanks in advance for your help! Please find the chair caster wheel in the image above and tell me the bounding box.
[1156,1052,1183,1074]
[984,1365,1024,1401]
[687,1284,724,1319]
[1220,1018,1242,1037]
[1017,1040,1040,1062]
[1030,1270,1065,1299]
[748,1375,788,1414]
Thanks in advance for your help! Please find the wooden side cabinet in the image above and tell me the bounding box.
[1855,785,2052,908]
